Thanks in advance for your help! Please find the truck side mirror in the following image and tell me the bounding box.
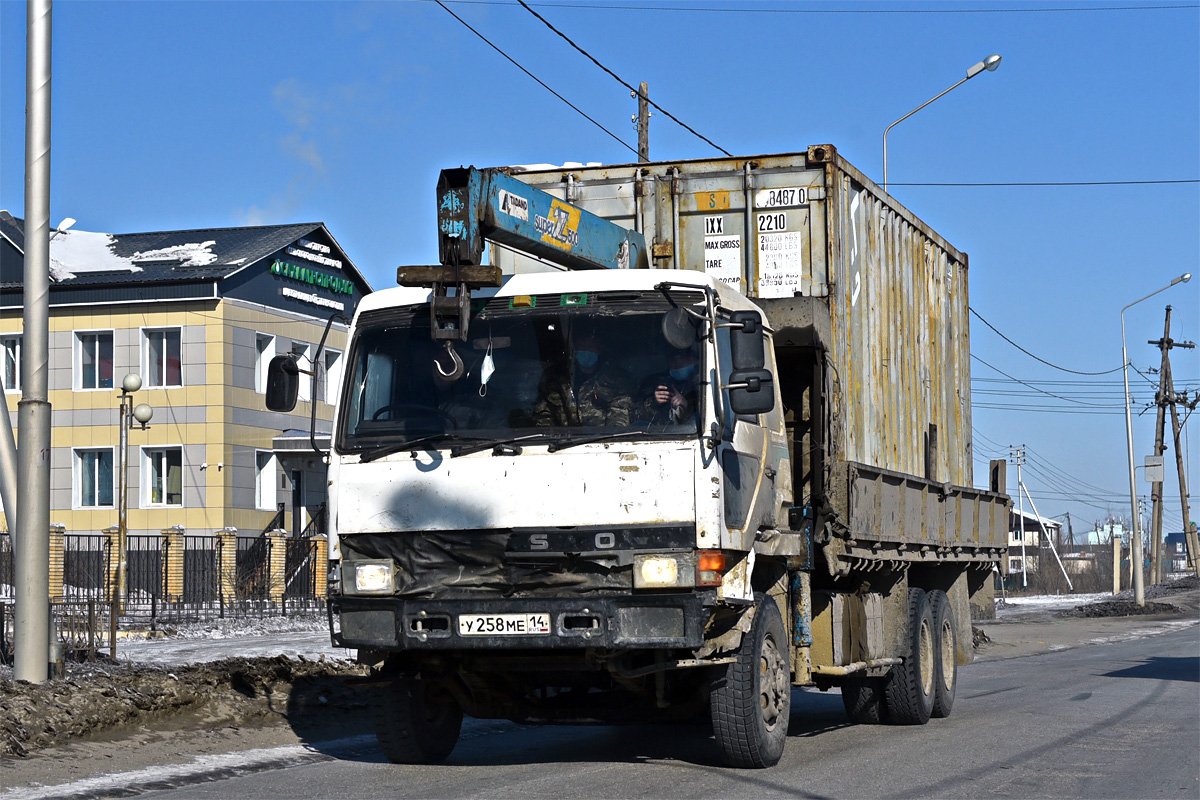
[265,355,300,412]
[726,310,775,415]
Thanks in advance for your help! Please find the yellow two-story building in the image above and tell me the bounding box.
[1,214,371,542]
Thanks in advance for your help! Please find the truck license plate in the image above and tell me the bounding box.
[458,613,551,636]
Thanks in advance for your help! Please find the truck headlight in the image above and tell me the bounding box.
[352,560,395,595]
[634,553,696,589]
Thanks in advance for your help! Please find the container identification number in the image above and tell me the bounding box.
[756,187,808,208]
[757,212,787,232]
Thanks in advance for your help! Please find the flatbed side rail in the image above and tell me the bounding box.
[830,461,1010,562]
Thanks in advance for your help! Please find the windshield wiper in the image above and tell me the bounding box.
[448,432,557,458]
[358,433,459,463]
[547,430,651,453]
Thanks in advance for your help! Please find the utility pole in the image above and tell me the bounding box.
[15,0,54,684]
[1145,304,1198,576]
[1010,445,1027,588]
[1147,306,1173,585]
[633,81,650,162]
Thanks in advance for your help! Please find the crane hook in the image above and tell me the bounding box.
[434,340,464,381]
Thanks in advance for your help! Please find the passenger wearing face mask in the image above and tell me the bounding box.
[638,346,700,426]
[533,330,634,427]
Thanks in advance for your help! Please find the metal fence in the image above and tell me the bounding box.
[0,529,326,663]
[63,533,112,602]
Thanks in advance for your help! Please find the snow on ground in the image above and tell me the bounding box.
[117,614,352,666]
[997,592,1111,608]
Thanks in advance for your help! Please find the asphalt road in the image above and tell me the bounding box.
[64,624,1195,800]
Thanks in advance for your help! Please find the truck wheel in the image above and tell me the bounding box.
[373,678,463,764]
[928,589,957,718]
[710,594,791,768]
[884,588,935,725]
[841,676,887,724]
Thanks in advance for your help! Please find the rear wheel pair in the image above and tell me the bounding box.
[841,588,956,725]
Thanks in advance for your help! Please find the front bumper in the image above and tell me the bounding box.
[331,592,713,651]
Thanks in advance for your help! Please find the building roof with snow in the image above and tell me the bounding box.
[0,214,372,314]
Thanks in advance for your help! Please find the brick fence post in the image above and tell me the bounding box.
[161,525,185,601]
[311,535,329,598]
[48,523,65,602]
[216,527,238,608]
[267,530,288,604]
[102,526,120,603]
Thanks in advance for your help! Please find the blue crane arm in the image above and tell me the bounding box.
[437,167,648,271]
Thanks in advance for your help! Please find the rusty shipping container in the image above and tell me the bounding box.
[494,145,1007,556]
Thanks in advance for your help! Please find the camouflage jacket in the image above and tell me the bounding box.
[533,363,634,427]
[636,373,699,426]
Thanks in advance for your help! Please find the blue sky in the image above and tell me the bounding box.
[2,1,1197,537]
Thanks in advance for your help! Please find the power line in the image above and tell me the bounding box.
[971,306,1136,375]
[434,0,639,158]
[970,354,1114,407]
[516,0,732,157]
[439,2,1199,15]
[892,179,1198,187]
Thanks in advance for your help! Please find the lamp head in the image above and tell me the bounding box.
[55,217,76,233]
[133,403,154,425]
[967,53,1003,79]
[122,373,142,393]
[1173,272,1192,285]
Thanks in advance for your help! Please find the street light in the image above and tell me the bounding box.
[49,217,75,240]
[1122,272,1191,607]
[116,373,152,611]
[882,54,1001,192]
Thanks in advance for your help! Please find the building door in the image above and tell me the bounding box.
[291,470,305,538]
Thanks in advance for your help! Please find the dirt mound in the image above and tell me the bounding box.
[1,655,367,758]
[1057,600,1181,619]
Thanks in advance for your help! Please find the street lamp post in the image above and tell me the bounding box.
[116,373,152,611]
[882,54,1001,192]
[1121,272,1191,607]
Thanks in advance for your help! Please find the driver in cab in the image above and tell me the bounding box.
[533,330,633,427]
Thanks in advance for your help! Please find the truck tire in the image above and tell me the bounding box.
[928,589,957,718]
[841,676,887,724]
[884,588,935,725]
[710,594,790,768]
[373,677,463,764]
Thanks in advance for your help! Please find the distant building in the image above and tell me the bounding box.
[1,214,372,540]
[1004,508,1062,575]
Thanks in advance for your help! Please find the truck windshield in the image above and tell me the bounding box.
[337,292,707,451]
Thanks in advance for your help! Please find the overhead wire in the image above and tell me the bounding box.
[970,354,1114,407]
[438,2,1199,15]
[969,307,1124,375]
[433,0,639,158]
[515,0,732,156]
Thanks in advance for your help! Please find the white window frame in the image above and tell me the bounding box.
[255,333,275,394]
[322,348,343,406]
[73,447,116,509]
[255,450,277,511]
[291,341,311,402]
[141,326,184,388]
[74,329,116,391]
[2,334,20,392]
[141,446,184,508]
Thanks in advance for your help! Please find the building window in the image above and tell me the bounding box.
[143,447,183,507]
[144,328,182,387]
[255,333,275,394]
[75,448,114,508]
[323,349,342,406]
[2,335,19,392]
[77,331,114,389]
[292,341,311,402]
[255,451,277,510]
